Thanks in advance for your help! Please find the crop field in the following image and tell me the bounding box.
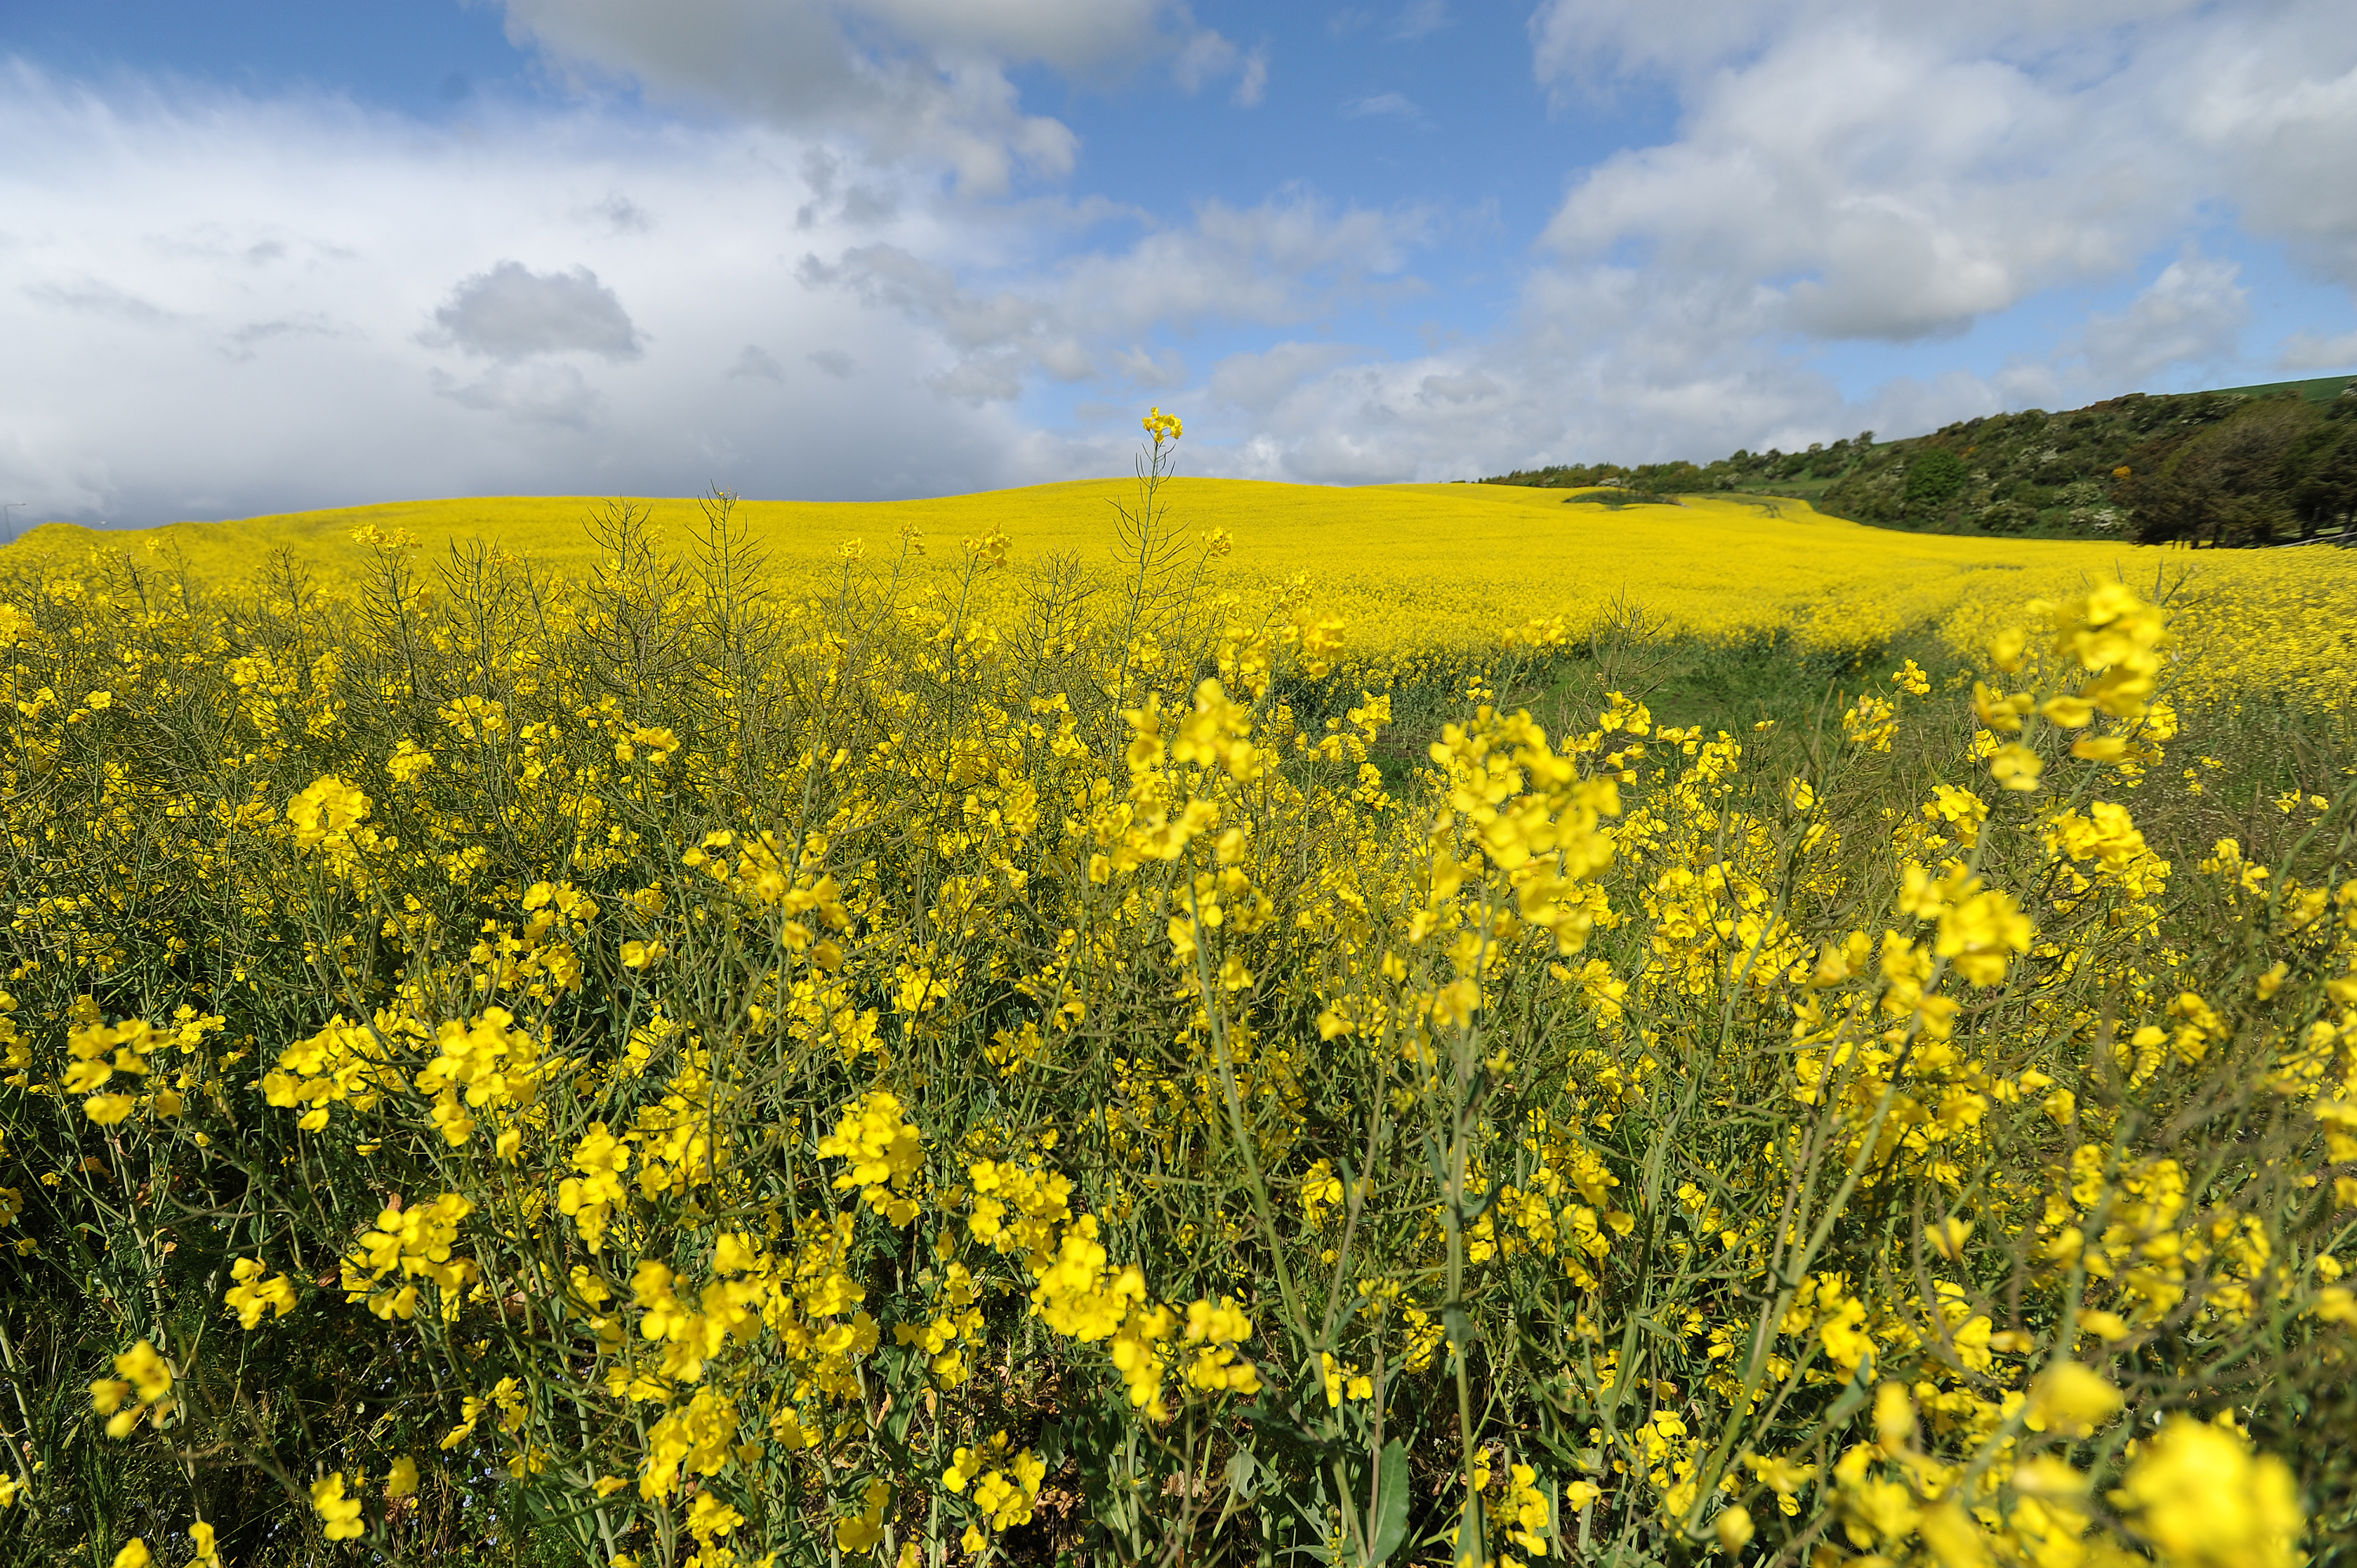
[15,475,2355,708]
[3,431,2356,1568]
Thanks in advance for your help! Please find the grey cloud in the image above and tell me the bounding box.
[840,186,899,225]
[1207,341,1371,413]
[1417,368,1501,405]
[793,147,901,230]
[24,278,178,325]
[798,243,1095,392]
[427,262,643,361]
[729,344,785,380]
[2281,329,2357,372]
[1114,345,1186,387]
[1052,194,1429,339]
[431,361,605,428]
[807,348,857,378]
[800,244,1045,352]
[590,193,652,234]
[926,354,1028,405]
[797,190,1427,410]
[222,313,352,362]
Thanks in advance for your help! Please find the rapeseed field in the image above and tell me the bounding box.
[3,418,2355,1568]
[16,465,2355,709]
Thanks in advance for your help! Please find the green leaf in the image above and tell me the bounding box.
[1369,1439,1410,1566]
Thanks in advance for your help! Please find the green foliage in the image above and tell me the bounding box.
[1901,449,1969,513]
[1484,375,2357,545]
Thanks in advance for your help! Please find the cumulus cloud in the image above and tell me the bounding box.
[427,262,644,361]
[2181,20,2357,289]
[1526,0,2357,358]
[1540,24,2165,343]
[2076,252,2249,387]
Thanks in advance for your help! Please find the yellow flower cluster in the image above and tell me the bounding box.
[339,1194,478,1321]
[88,1341,174,1439]
[4,448,2351,1565]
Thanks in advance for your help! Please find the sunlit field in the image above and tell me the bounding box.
[5,430,2355,1568]
[15,474,2355,707]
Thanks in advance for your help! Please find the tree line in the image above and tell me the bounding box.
[1483,378,2357,546]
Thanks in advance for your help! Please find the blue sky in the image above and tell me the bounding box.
[4,1,2355,525]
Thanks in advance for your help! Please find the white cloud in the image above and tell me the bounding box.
[1170,30,1266,107]
[1540,24,2168,343]
[2076,252,2249,387]
[2181,21,2357,288]
[1143,0,2344,493]
[1522,0,2357,362]
[1344,92,1422,122]
[1233,47,1269,108]
[1391,2,1449,43]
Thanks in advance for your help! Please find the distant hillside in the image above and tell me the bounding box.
[1484,372,2357,545]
